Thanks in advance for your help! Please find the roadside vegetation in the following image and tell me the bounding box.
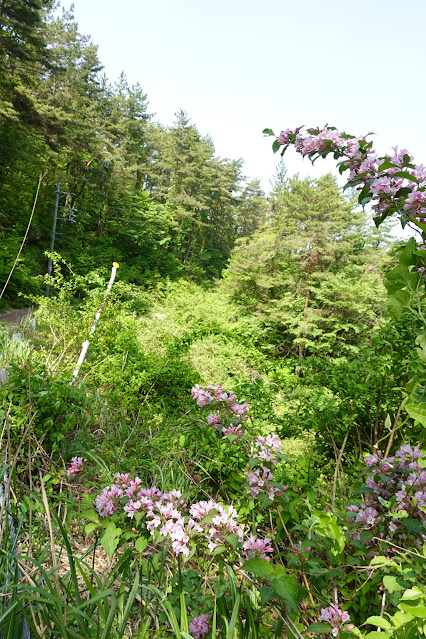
[0,2,425,637]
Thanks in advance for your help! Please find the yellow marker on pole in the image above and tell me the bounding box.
[71,262,120,384]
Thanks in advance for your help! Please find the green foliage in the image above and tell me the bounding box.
[2,17,426,632]
[1,362,88,452]
[0,6,268,300]
[225,174,390,357]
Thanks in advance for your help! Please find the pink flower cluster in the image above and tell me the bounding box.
[275,124,426,225]
[292,540,311,558]
[189,499,243,552]
[320,604,354,637]
[94,472,250,557]
[191,384,249,438]
[347,444,426,542]
[146,501,191,556]
[192,385,288,508]
[247,433,287,502]
[253,433,282,463]
[189,614,211,639]
[248,466,287,501]
[242,535,274,560]
[66,456,86,477]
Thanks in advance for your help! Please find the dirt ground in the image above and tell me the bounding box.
[0,308,34,325]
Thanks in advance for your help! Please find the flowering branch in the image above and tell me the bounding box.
[264,124,426,234]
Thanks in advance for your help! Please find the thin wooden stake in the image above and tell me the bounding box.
[71,261,119,385]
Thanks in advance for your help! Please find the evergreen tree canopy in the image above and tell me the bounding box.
[225,173,389,356]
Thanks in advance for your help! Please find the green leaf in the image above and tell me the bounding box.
[259,585,276,603]
[85,522,98,536]
[162,600,182,638]
[100,523,122,559]
[392,171,419,183]
[242,557,276,578]
[369,556,389,566]
[377,160,399,172]
[387,290,411,318]
[364,632,391,639]
[405,391,426,427]
[272,139,280,153]
[305,622,333,633]
[211,544,227,556]
[271,574,300,609]
[365,617,393,630]
[401,587,423,601]
[401,518,425,534]
[82,509,100,523]
[263,128,275,136]
[385,265,418,291]
[355,486,374,495]
[398,604,426,617]
[135,536,148,553]
[180,592,189,633]
[383,575,406,593]
[397,238,418,266]
[224,533,239,550]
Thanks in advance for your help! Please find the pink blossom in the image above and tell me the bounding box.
[192,385,249,434]
[222,424,243,437]
[355,507,379,526]
[390,146,413,167]
[207,411,221,427]
[189,614,211,639]
[403,190,426,216]
[124,477,143,499]
[413,164,426,181]
[370,177,395,196]
[292,540,311,557]
[66,456,86,477]
[365,450,382,467]
[345,137,365,160]
[248,466,282,500]
[124,499,144,518]
[253,433,282,463]
[191,385,214,407]
[317,128,346,147]
[189,499,243,551]
[146,503,190,557]
[320,604,353,638]
[189,499,218,521]
[208,503,243,550]
[162,489,186,507]
[114,473,131,487]
[95,485,124,518]
[278,128,299,146]
[242,535,274,560]
[230,402,249,419]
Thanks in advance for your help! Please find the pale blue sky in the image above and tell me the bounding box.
[65,0,426,195]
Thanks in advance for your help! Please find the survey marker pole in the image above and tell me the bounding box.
[71,262,120,385]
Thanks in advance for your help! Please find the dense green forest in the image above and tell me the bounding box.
[0,1,269,303]
[0,2,425,638]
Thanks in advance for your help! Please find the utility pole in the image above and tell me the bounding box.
[45,180,77,296]
[45,179,60,297]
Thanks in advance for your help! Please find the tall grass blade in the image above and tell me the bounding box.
[117,571,140,637]
[226,593,241,639]
[163,600,182,638]
[180,592,189,633]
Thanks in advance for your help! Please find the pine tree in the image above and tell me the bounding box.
[225,174,389,356]
[236,179,268,237]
